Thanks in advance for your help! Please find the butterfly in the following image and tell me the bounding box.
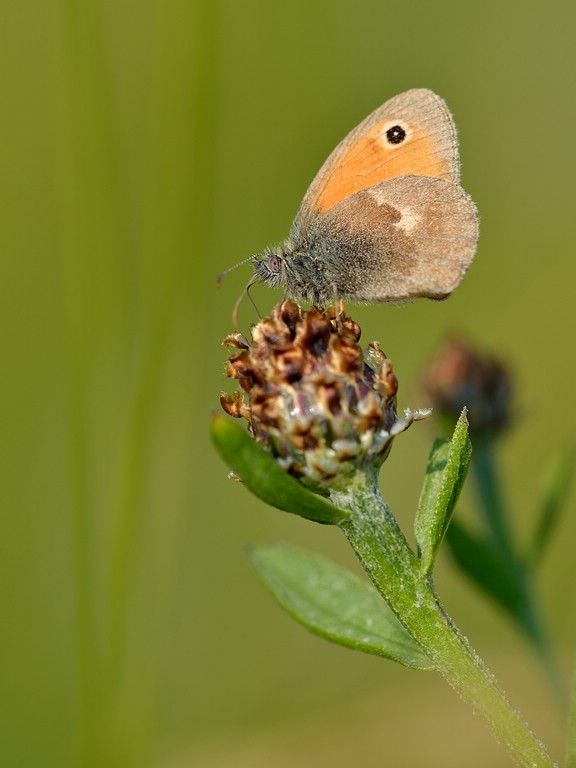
[244,89,478,309]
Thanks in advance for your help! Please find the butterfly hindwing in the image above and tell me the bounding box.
[304,175,478,302]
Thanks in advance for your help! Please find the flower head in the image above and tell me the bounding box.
[422,338,512,441]
[221,300,428,489]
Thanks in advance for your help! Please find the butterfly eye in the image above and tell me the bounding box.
[381,120,411,148]
[267,253,281,273]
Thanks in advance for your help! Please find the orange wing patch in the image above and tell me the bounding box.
[315,120,454,214]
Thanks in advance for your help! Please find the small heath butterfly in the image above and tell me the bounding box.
[227,89,478,311]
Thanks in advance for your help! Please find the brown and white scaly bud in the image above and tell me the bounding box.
[221,300,429,489]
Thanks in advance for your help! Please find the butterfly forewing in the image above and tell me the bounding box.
[294,89,461,228]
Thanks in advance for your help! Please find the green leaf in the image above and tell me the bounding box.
[415,410,472,573]
[528,448,576,568]
[250,543,433,669]
[210,415,349,525]
[446,519,525,619]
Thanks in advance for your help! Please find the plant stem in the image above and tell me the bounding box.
[472,445,564,701]
[332,472,557,768]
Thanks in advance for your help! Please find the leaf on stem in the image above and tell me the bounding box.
[250,543,433,669]
[415,410,472,574]
[446,519,526,619]
[529,448,576,568]
[210,415,349,525]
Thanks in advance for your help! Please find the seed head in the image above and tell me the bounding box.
[221,301,428,489]
[422,338,512,441]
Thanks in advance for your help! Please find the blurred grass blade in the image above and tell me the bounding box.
[529,448,576,568]
[210,415,348,525]
[251,544,433,669]
[415,411,472,574]
[566,654,576,768]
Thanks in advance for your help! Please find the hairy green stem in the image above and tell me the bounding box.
[332,471,557,768]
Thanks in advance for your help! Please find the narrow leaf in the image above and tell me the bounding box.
[210,415,348,525]
[415,410,472,573]
[251,543,432,669]
[447,519,525,619]
[529,448,576,567]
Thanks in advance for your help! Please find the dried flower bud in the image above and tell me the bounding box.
[422,339,512,440]
[221,300,428,489]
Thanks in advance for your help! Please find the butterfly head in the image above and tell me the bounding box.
[251,248,285,290]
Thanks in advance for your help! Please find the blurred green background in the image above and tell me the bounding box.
[1,1,575,766]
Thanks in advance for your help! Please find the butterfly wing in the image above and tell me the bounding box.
[305,175,478,302]
[294,89,461,231]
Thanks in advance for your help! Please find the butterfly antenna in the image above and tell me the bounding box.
[216,254,254,287]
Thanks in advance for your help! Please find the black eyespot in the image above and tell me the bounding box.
[386,125,406,145]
